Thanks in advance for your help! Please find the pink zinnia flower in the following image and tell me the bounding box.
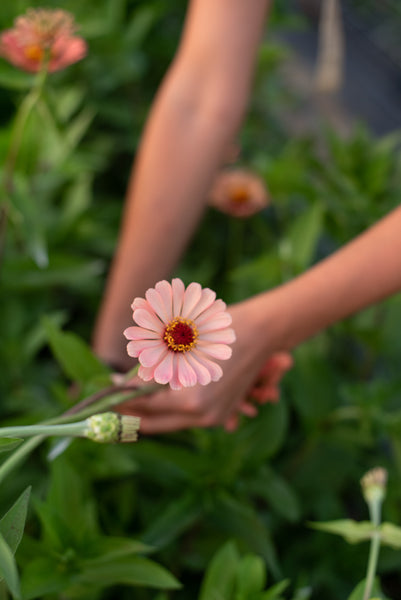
[0,8,87,73]
[124,279,236,390]
[209,168,269,218]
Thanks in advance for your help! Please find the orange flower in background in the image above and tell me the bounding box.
[0,8,87,73]
[208,168,269,218]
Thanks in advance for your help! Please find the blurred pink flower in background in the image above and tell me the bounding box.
[0,8,87,73]
[124,279,235,390]
[208,168,269,218]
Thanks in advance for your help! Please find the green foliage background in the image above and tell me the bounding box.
[0,1,401,599]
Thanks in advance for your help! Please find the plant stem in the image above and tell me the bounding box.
[0,421,87,439]
[0,437,44,486]
[363,498,382,600]
[0,382,157,484]
[3,67,48,195]
[363,530,381,600]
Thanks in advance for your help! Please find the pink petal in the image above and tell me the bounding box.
[186,288,216,320]
[191,350,223,381]
[145,288,171,323]
[126,339,164,358]
[195,299,228,325]
[131,297,150,311]
[197,342,232,361]
[172,278,185,316]
[199,328,236,344]
[177,354,198,387]
[124,326,161,341]
[138,365,155,381]
[153,352,174,385]
[181,282,202,318]
[133,308,164,333]
[198,313,233,333]
[185,352,212,386]
[48,37,86,72]
[139,345,168,368]
[169,354,182,390]
[155,280,174,321]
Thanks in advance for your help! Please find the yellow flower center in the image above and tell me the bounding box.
[164,317,198,353]
[24,44,44,62]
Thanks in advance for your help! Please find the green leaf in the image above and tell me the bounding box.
[281,202,324,271]
[309,519,375,544]
[236,553,266,597]
[0,65,34,90]
[0,487,31,555]
[20,557,71,600]
[347,577,388,600]
[235,401,288,466]
[0,439,22,453]
[379,522,401,549]
[83,536,152,562]
[77,555,181,590]
[2,255,104,292]
[261,579,291,599]
[198,541,239,600]
[210,493,280,579]
[248,466,300,522]
[9,178,48,269]
[42,316,110,384]
[0,533,20,599]
[35,456,99,550]
[141,492,202,549]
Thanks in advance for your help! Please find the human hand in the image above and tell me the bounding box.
[117,298,293,433]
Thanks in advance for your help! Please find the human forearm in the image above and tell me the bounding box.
[250,205,401,354]
[93,0,270,367]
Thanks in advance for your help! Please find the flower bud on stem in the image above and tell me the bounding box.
[360,467,388,600]
[0,413,140,444]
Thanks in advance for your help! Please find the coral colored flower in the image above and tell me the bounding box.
[0,8,87,73]
[208,168,269,218]
[124,279,235,390]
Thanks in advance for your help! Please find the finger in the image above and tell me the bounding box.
[138,410,210,434]
[224,413,239,432]
[237,400,258,417]
[258,353,293,378]
[250,386,279,403]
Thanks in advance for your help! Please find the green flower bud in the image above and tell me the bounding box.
[360,467,388,506]
[84,412,140,443]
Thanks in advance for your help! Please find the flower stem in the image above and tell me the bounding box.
[0,436,44,486]
[3,67,48,194]
[363,498,382,600]
[363,531,381,600]
[0,421,87,439]
[0,382,157,484]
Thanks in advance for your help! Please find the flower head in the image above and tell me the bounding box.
[124,279,235,390]
[361,467,388,506]
[208,168,269,218]
[0,8,87,73]
[84,412,140,443]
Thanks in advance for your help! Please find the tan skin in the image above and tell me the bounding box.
[93,0,401,433]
